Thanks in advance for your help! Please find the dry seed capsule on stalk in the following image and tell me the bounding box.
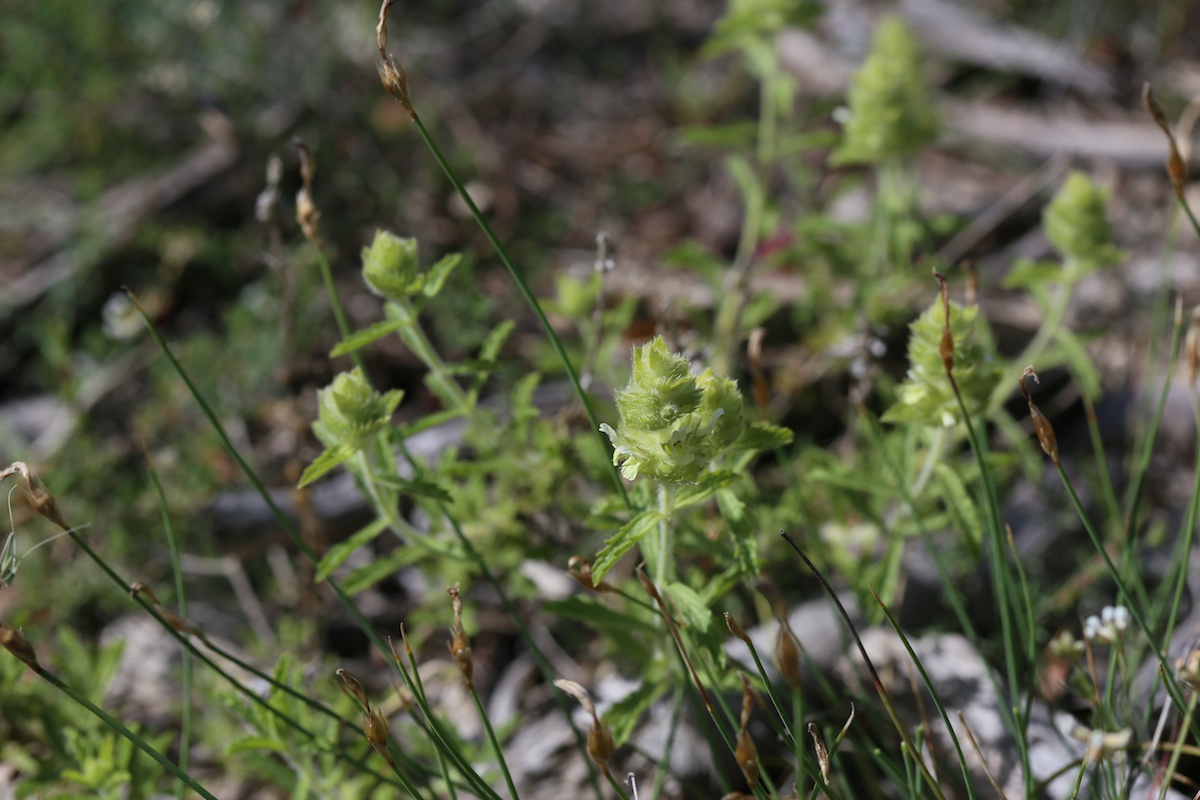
[446,584,474,690]
[337,668,370,709]
[567,555,616,593]
[776,624,803,689]
[1019,368,1058,464]
[364,708,390,752]
[735,675,760,790]
[724,612,751,645]
[554,679,614,778]
[0,620,39,670]
[1143,84,1188,200]
[1187,306,1200,386]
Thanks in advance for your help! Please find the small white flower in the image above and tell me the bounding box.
[1079,727,1132,764]
[101,293,143,341]
[1106,605,1129,633]
[1083,604,1129,644]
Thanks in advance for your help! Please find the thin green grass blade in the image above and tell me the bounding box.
[142,454,195,799]
[403,111,631,508]
[869,584,978,800]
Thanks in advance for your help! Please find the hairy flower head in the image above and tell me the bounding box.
[362,230,423,300]
[883,300,1000,427]
[1043,172,1123,274]
[830,15,937,166]
[600,337,746,483]
[315,368,402,450]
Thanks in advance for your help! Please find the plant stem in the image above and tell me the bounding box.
[909,424,947,499]
[406,111,630,508]
[389,298,483,430]
[26,663,219,800]
[314,247,365,373]
[467,686,520,800]
[654,483,676,589]
[989,270,1074,410]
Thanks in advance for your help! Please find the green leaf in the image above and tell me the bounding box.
[298,444,356,488]
[592,509,665,583]
[808,468,900,498]
[373,474,453,503]
[679,122,759,149]
[727,155,765,236]
[329,318,407,358]
[226,736,289,755]
[602,681,668,746]
[1001,258,1063,291]
[543,596,656,635]
[674,470,740,510]
[717,487,759,580]
[314,517,391,583]
[666,582,712,635]
[1054,328,1102,400]
[935,463,982,555]
[341,551,412,595]
[510,371,542,422]
[731,422,793,452]
[714,486,746,523]
[422,253,462,298]
[479,319,516,363]
[397,407,465,437]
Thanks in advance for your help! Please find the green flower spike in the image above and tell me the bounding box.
[830,15,937,166]
[362,230,423,301]
[1043,171,1124,274]
[600,337,745,483]
[883,300,1000,428]
[315,368,403,450]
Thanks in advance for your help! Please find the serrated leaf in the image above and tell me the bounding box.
[674,470,739,510]
[592,509,665,583]
[314,517,391,583]
[602,681,668,746]
[714,486,746,523]
[666,582,712,634]
[329,318,407,358]
[298,444,356,488]
[422,253,461,298]
[731,422,794,452]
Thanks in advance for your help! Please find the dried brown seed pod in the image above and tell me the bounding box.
[555,679,615,778]
[775,623,803,690]
[0,620,39,670]
[1019,367,1059,465]
[446,584,474,690]
[337,668,370,709]
[724,612,751,645]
